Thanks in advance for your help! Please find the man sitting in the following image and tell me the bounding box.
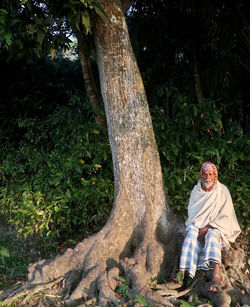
[170,162,241,292]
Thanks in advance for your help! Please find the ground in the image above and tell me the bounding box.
[0,216,249,306]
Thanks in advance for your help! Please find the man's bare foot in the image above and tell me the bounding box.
[208,280,221,292]
[208,262,222,292]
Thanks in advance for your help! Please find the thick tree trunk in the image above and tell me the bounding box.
[26,1,185,306]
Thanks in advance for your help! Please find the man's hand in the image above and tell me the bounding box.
[198,227,209,243]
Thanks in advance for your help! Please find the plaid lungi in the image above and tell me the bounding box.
[179,225,221,278]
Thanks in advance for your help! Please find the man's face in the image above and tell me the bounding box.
[201,168,215,188]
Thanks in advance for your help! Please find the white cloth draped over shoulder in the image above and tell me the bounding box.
[186,180,241,246]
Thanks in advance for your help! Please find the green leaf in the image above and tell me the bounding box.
[80,0,87,7]
[0,247,10,257]
[74,10,81,31]
[36,210,45,216]
[81,10,91,34]
[119,276,126,283]
[50,48,57,60]
[180,301,191,307]
[177,272,183,282]
[37,31,44,46]
[5,31,12,46]
[92,2,109,20]
[134,295,149,306]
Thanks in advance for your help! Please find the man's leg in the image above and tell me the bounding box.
[199,228,222,292]
[166,226,200,289]
[209,262,222,291]
[179,225,200,278]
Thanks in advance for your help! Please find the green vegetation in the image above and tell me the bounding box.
[0,236,28,279]
[0,89,248,251]
[0,62,249,249]
[0,103,113,242]
[152,87,250,228]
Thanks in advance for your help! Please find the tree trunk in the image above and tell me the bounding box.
[27,0,185,306]
[193,42,205,105]
[77,32,106,129]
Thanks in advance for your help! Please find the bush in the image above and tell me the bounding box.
[0,101,113,241]
[152,86,250,229]
[0,86,248,246]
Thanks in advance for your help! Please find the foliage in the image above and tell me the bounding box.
[0,84,249,244]
[0,235,29,279]
[134,295,152,307]
[0,0,71,61]
[152,84,250,228]
[0,0,109,61]
[55,0,109,35]
[181,294,213,306]
[0,55,84,147]
[0,247,9,258]
[117,277,152,306]
[117,277,128,298]
[0,97,113,242]
[128,0,250,135]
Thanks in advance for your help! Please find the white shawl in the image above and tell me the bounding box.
[186,180,241,246]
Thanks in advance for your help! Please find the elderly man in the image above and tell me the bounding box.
[170,162,241,292]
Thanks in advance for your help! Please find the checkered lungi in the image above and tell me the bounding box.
[179,224,221,278]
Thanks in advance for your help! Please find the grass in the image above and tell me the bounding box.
[0,234,36,290]
[0,214,59,292]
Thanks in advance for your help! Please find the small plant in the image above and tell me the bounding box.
[0,246,10,258]
[0,246,10,277]
[117,277,128,298]
[180,293,214,306]
[134,295,152,307]
[177,271,183,282]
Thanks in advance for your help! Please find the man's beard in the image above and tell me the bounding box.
[203,180,213,188]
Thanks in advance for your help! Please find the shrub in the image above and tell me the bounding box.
[152,87,250,229]
[0,87,249,246]
[0,102,113,241]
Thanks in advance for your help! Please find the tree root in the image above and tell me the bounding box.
[2,240,249,307]
[0,276,64,305]
[3,210,247,307]
[97,271,122,306]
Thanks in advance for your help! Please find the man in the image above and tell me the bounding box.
[169,162,241,292]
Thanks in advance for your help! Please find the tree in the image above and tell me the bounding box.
[127,0,250,134]
[25,0,184,305]
[1,1,248,306]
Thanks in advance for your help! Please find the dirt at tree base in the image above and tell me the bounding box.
[0,211,249,307]
[1,223,249,307]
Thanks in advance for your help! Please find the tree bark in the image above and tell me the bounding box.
[193,44,205,105]
[77,31,106,129]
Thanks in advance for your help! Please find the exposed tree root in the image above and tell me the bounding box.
[1,208,248,307]
[1,241,250,307]
[0,276,64,305]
